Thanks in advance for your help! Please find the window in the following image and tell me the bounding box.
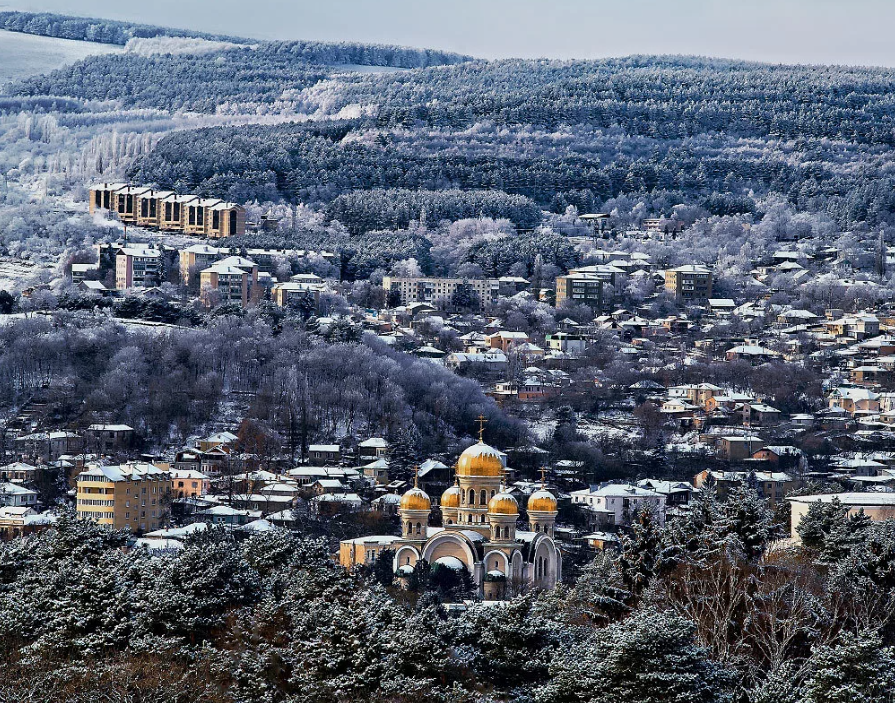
[480,489,487,505]
[468,489,475,505]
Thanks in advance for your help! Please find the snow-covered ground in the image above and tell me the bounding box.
[0,30,123,87]
[0,258,54,292]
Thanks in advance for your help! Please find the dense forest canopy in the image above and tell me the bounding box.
[119,56,895,230]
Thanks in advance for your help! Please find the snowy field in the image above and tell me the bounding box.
[0,29,122,87]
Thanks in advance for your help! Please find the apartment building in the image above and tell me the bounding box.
[88,184,246,237]
[135,189,174,228]
[555,272,603,309]
[89,182,128,214]
[200,263,252,306]
[271,280,324,310]
[76,462,172,532]
[160,193,198,231]
[115,246,163,290]
[664,265,713,301]
[382,276,498,311]
[179,243,223,285]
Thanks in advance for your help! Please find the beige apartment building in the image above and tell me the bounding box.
[665,265,713,301]
[382,276,498,311]
[76,462,172,532]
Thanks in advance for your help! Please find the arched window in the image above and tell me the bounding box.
[480,489,487,505]
[468,489,476,505]
[491,490,496,498]
[415,522,421,535]
[447,519,453,525]
[406,521,412,534]
[493,559,499,569]
[535,523,540,532]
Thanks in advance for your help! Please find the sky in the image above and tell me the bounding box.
[6,0,895,66]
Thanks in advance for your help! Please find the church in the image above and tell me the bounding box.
[340,431,562,600]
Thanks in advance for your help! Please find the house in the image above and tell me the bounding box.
[310,492,363,516]
[0,507,55,541]
[487,331,530,353]
[725,345,780,363]
[197,431,238,452]
[15,430,82,462]
[271,281,324,311]
[636,479,694,509]
[86,424,135,453]
[788,493,895,540]
[740,402,782,427]
[170,469,210,498]
[198,504,259,526]
[339,534,403,567]
[0,462,40,483]
[362,458,390,485]
[828,387,880,416]
[694,469,794,505]
[308,444,341,465]
[358,438,389,462]
[0,482,38,508]
[751,446,805,471]
[715,436,766,462]
[545,333,588,355]
[75,462,171,532]
[570,484,666,528]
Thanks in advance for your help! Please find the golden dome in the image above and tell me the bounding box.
[488,490,519,515]
[400,487,431,511]
[441,484,461,508]
[456,442,505,478]
[527,488,558,513]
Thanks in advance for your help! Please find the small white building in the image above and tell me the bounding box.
[571,484,666,527]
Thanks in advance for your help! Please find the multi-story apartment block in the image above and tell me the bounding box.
[89,182,128,214]
[664,264,713,301]
[135,189,174,228]
[382,276,498,311]
[554,272,603,309]
[271,281,324,310]
[200,263,252,306]
[76,462,172,532]
[180,243,224,285]
[89,184,246,237]
[115,246,163,290]
[160,193,198,231]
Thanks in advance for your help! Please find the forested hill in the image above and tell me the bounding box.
[0,10,251,45]
[128,56,895,230]
[0,10,473,68]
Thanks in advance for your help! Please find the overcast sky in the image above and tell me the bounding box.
[6,0,895,66]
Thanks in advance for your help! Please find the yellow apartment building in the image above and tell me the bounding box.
[76,462,172,533]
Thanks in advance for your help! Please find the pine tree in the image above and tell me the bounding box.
[800,631,895,703]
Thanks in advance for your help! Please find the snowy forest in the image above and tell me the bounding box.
[3,490,895,702]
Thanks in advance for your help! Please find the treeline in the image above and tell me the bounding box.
[325,188,542,234]
[11,48,330,113]
[4,488,895,702]
[0,10,249,46]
